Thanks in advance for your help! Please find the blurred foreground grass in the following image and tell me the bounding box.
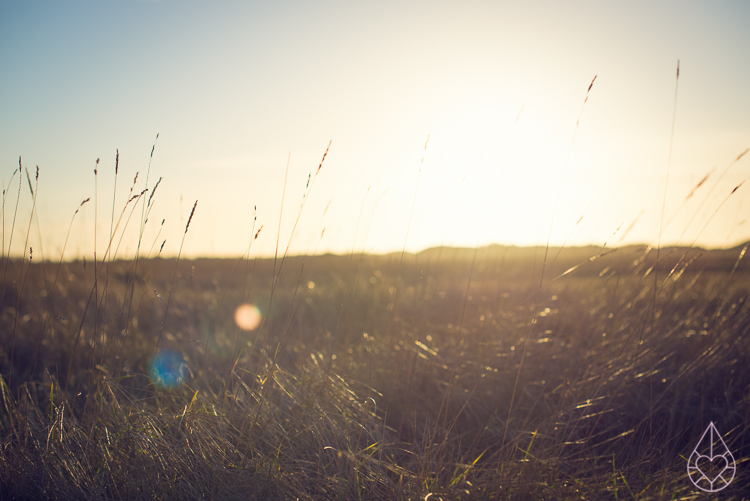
[1,244,749,499]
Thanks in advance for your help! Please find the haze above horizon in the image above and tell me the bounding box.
[1,0,749,260]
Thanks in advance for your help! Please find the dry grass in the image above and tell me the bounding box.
[0,236,749,499]
[0,109,748,498]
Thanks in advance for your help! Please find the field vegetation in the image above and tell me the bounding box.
[1,73,748,498]
[0,186,749,500]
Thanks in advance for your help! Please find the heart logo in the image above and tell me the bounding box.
[687,422,736,492]
[695,454,729,484]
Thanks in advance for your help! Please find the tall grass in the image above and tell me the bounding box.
[1,106,749,500]
[1,239,750,500]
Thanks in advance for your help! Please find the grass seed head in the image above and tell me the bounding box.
[148,177,163,207]
[186,200,197,233]
[25,167,34,197]
[317,140,332,173]
[150,133,159,159]
[686,168,714,200]
[588,75,597,93]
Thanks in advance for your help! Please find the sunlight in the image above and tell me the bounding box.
[416,99,577,247]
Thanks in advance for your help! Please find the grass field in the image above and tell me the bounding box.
[3,2,750,499]
[0,206,749,500]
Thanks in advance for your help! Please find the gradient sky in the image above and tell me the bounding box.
[1,0,749,259]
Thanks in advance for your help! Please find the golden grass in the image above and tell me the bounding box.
[1,83,749,498]
[0,233,748,499]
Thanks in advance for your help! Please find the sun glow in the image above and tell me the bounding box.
[3,2,748,257]
[410,99,592,248]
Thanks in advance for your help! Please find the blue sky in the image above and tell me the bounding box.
[1,0,749,259]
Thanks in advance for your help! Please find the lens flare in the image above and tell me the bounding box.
[150,349,187,389]
[234,303,262,331]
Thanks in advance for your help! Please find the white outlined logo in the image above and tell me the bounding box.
[687,422,736,492]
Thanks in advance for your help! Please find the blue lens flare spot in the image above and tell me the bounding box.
[150,349,187,388]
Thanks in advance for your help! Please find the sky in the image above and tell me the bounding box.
[1,0,749,260]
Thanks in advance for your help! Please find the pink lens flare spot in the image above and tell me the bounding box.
[234,304,262,331]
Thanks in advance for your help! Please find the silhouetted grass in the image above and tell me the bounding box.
[0,90,748,497]
[1,238,748,499]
